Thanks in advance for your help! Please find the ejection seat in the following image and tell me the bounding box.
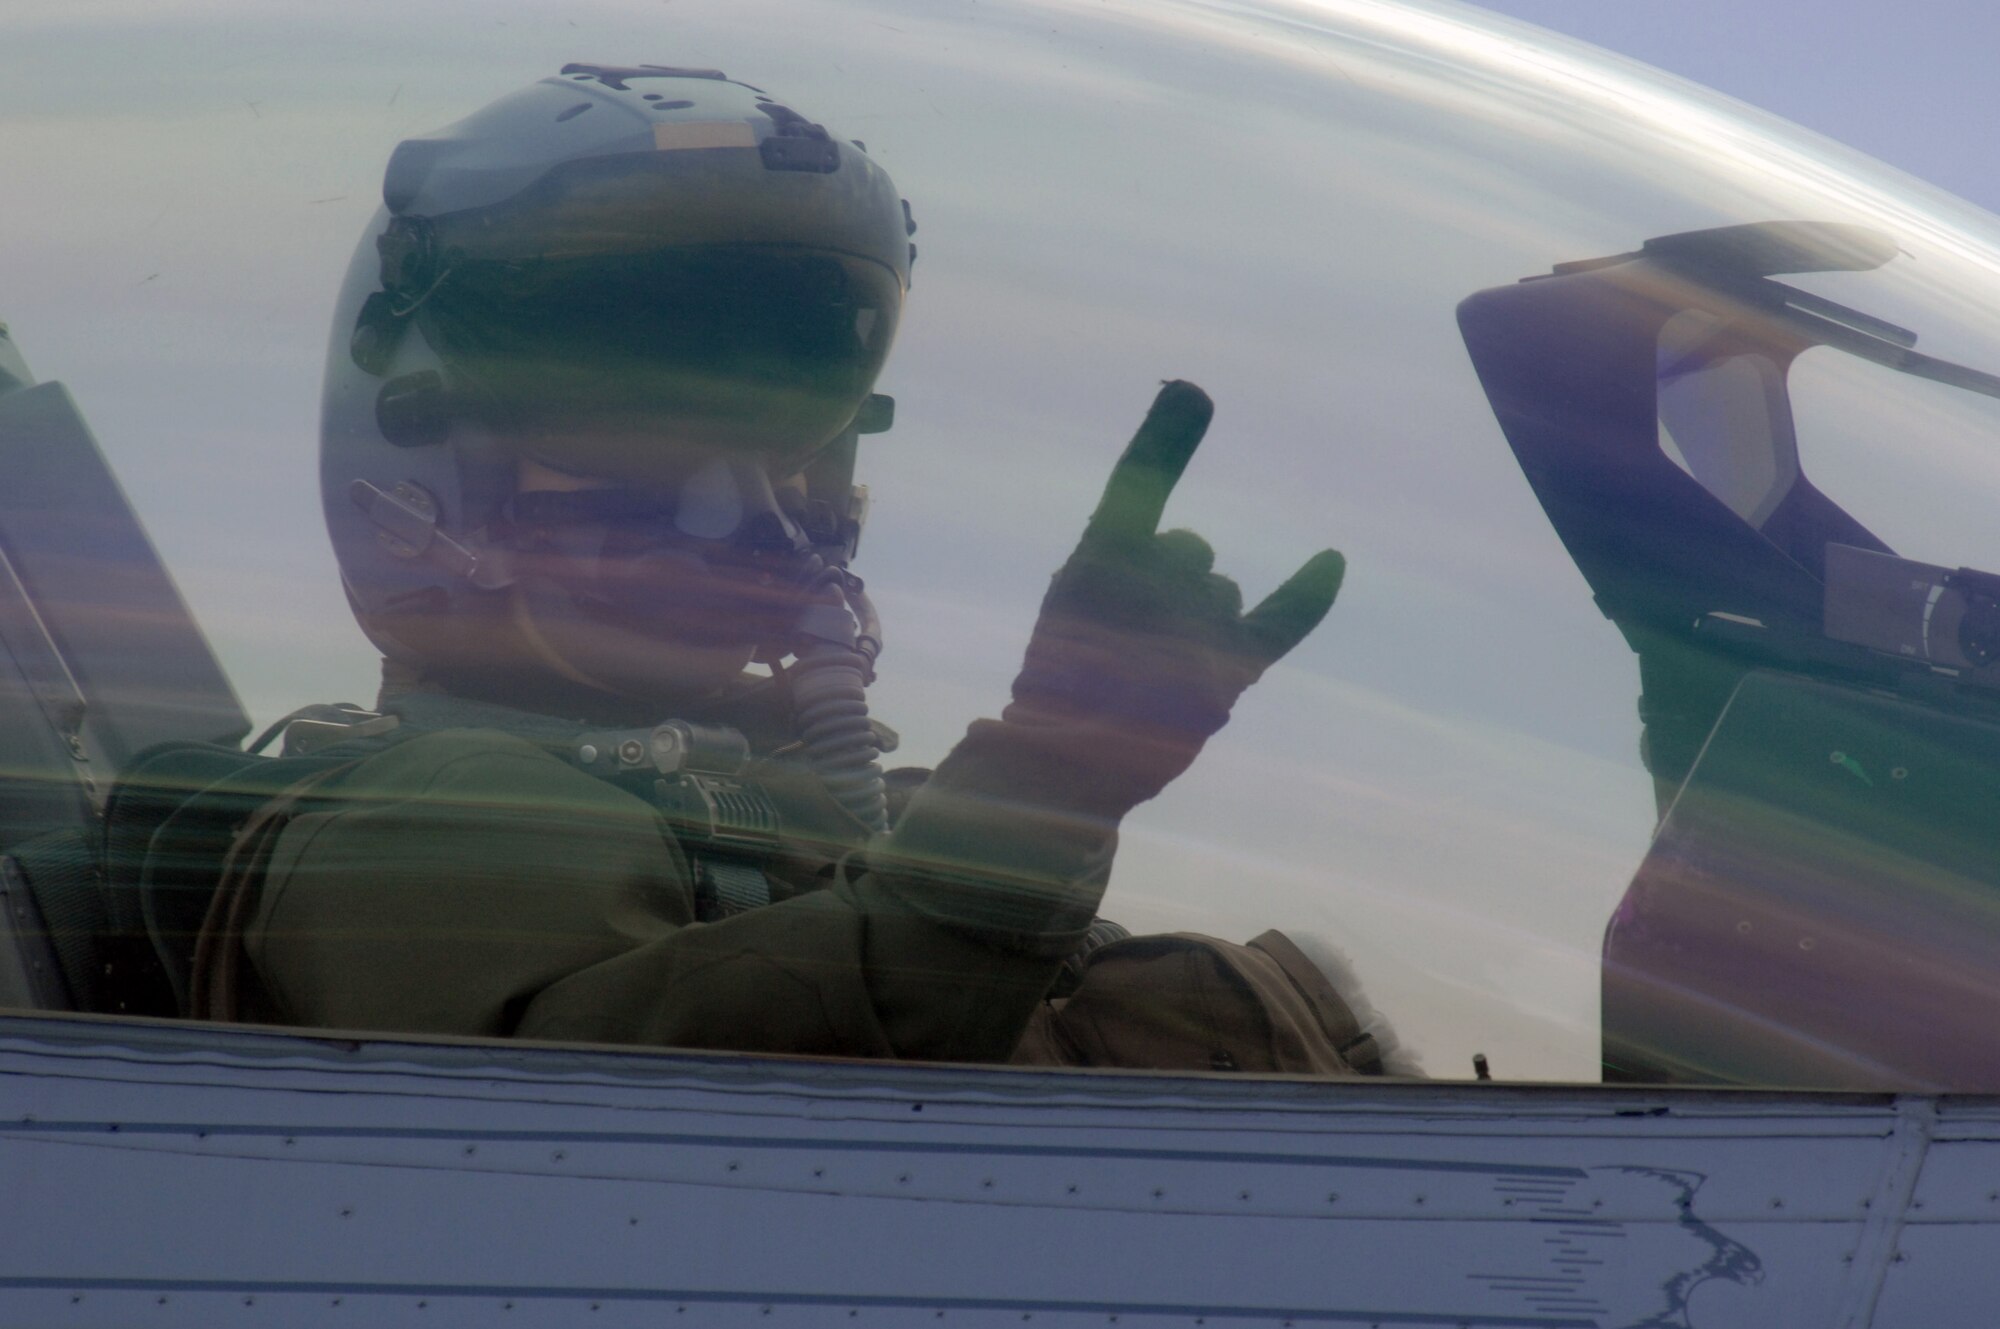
[0,326,249,1016]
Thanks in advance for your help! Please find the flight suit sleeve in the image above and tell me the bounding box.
[523,717,1123,1062]
[248,728,1092,1063]
[515,878,1065,1061]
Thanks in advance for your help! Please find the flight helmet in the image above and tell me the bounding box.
[322,65,913,702]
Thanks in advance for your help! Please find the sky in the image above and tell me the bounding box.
[1468,0,2000,215]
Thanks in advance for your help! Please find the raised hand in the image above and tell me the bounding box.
[868,381,1343,963]
[1004,380,1345,819]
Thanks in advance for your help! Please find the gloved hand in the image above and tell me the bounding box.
[870,381,1343,957]
[996,379,1345,820]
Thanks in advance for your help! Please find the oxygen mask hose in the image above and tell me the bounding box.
[788,556,889,833]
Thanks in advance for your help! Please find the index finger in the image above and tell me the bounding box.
[1084,380,1214,543]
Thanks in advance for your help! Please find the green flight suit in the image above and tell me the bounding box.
[232,723,1103,1063]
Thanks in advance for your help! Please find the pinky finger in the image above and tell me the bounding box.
[1240,548,1345,664]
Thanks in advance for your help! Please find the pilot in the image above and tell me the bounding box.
[185,66,1350,1067]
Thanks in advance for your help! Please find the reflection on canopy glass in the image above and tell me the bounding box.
[1461,220,2000,1088]
[6,0,2000,1089]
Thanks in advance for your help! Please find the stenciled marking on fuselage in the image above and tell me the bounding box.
[1469,1166,1762,1328]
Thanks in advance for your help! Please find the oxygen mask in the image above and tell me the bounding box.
[501,454,828,700]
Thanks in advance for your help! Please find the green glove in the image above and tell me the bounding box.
[1000,379,1345,819]
[872,381,1344,955]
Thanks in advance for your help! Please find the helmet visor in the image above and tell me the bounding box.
[417,245,901,480]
